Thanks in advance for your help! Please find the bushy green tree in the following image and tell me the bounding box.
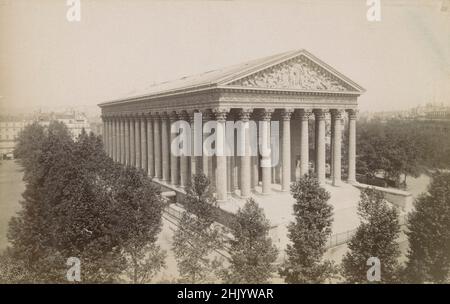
[279,175,335,283]
[404,172,450,283]
[7,121,75,282]
[341,188,401,283]
[5,122,165,283]
[355,119,450,187]
[172,174,223,283]
[13,122,46,179]
[220,198,278,283]
[114,166,166,283]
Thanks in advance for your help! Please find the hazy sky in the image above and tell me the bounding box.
[1,0,449,115]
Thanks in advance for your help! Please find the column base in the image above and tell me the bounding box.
[332,180,342,187]
[347,179,357,185]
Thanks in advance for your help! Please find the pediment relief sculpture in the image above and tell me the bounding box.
[228,55,355,92]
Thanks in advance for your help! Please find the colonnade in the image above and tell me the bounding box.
[102,107,357,201]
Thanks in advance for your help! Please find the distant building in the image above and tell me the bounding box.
[36,111,91,138]
[412,103,450,120]
[361,102,450,122]
[0,111,92,157]
[0,118,33,157]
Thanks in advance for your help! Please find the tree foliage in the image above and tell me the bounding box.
[172,174,223,283]
[341,188,401,283]
[356,119,423,187]
[404,172,450,283]
[3,123,164,283]
[279,175,335,283]
[220,198,278,283]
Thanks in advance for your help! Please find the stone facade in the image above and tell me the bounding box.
[99,49,364,201]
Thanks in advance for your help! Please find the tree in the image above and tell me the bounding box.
[172,174,223,283]
[13,122,46,179]
[404,172,450,283]
[355,120,424,187]
[6,123,165,283]
[220,198,278,283]
[279,175,335,283]
[341,188,401,283]
[7,121,76,282]
[114,166,166,283]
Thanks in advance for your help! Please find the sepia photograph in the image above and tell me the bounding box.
[0,0,449,295]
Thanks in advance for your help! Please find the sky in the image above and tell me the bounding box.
[1,0,449,116]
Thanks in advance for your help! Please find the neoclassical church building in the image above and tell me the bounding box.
[99,49,364,202]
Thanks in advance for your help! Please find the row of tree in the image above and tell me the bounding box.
[173,173,450,283]
[355,119,450,187]
[0,122,165,283]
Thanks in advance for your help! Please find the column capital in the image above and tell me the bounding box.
[151,112,162,121]
[346,108,358,119]
[314,108,329,119]
[331,109,344,120]
[143,112,152,121]
[169,111,179,122]
[213,108,229,122]
[160,112,170,120]
[239,108,253,121]
[187,110,199,122]
[260,108,274,121]
[202,109,213,122]
[297,109,313,120]
[281,108,294,121]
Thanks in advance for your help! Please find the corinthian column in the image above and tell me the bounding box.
[161,113,170,182]
[251,112,259,191]
[331,109,343,186]
[213,108,229,202]
[189,111,201,177]
[298,109,311,177]
[124,116,130,165]
[120,116,125,164]
[140,115,147,172]
[111,117,116,161]
[102,116,107,152]
[146,114,154,176]
[115,117,119,162]
[116,117,121,162]
[179,111,190,188]
[103,117,109,154]
[260,109,274,194]
[107,118,112,157]
[169,112,179,186]
[129,115,136,167]
[239,108,253,197]
[116,117,121,163]
[202,111,212,179]
[281,109,293,191]
[314,109,327,184]
[135,116,141,169]
[153,114,162,179]
[347,109,357,184]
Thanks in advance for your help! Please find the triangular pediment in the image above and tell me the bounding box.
[220,51,363,93]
